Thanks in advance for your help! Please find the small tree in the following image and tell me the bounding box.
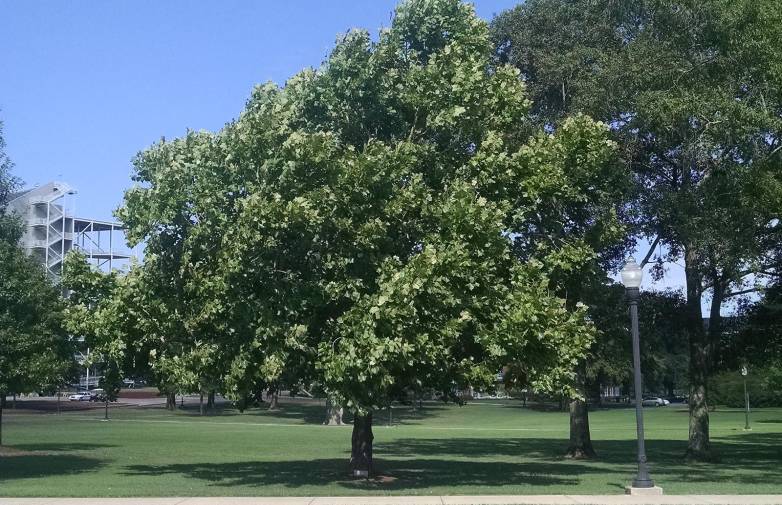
[98,358,123,420]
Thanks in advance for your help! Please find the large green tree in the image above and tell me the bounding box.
[119,0,624,474]
[492,0,782,461]
[1,121,74,445]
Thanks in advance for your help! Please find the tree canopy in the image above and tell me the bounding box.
[491,0,782,461]
[116,0,628,473]
[0,120,74,445]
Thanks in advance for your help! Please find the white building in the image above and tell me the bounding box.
[7,181,132,277]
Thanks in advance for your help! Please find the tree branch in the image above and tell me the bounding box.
[724,287,762,299]
[640,235,661,267]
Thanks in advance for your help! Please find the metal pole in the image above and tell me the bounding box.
[45,200,51,273]
[61,194,66,276]
[85,347,90,389]
[109,224,113,271]
[744,376,751,431]
[628,287,654,488]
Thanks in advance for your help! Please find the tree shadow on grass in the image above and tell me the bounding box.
[10,442,116,452]
[170,402,332,425]
[122,457,579,491]
[375,432,782,487]
[114,432,782,491]
[178,402,455,427]
[0,454,103,481]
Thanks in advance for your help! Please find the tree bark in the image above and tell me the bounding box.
[207,390,215,411]
[684,246,713,461]
[566,397,596,458]
[0,393,5,446]
[707,280,724,375]
[324,399,344,425]
[165,391,177,411]
[350,412,374,476]
[199,391,205,416]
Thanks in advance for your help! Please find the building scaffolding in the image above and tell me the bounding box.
[7,181,133,277]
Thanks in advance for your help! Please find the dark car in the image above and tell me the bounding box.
[89,389,110,402]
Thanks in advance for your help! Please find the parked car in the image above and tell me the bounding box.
[68,392,91,401]
[89,389,113,402]
[642,396,669,407]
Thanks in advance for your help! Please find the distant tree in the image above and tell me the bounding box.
[0,118,20,209]
[725,283,782,369]
[582,285,689,401]
[637,291,690,397]
[62,252,131,419]
[492,0,782,461]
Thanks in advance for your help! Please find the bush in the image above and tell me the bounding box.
[710,366,782,408]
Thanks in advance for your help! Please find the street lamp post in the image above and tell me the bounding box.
[741,366,751,431]
[621,258,655,490]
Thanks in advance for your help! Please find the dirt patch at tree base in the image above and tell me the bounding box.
[0,446,52,457]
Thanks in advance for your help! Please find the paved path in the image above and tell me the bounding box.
[1,496,781,505]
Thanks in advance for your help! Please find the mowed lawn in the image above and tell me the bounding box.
[1,399,781,496]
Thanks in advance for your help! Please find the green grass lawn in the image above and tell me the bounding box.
[1,399,781,496]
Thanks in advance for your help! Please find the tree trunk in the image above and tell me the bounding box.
[324,399,344,426]
[566,398,596,458]
[684,246,713,461]
[350,412,374,477]
[207,390,215,411]
[0,394,5,446]
[707,281,724,414]
[199,391,205,416]
[267,389,279,411]
[707,281,724,375]
[104,398,109,420]
[165,391,177,411]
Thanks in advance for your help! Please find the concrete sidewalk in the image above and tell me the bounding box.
[1,496,781,505]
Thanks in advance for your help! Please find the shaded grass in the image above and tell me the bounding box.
[1,400,781,496]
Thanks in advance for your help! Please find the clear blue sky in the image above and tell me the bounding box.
[0,1,517,221]
[1,0,696,301]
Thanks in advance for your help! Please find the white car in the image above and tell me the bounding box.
[642,396,669,407]
[68,392,91,401]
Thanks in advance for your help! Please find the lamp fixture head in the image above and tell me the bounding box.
[621,257,643,289]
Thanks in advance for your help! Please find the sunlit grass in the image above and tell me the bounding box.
[1,399,780,496]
